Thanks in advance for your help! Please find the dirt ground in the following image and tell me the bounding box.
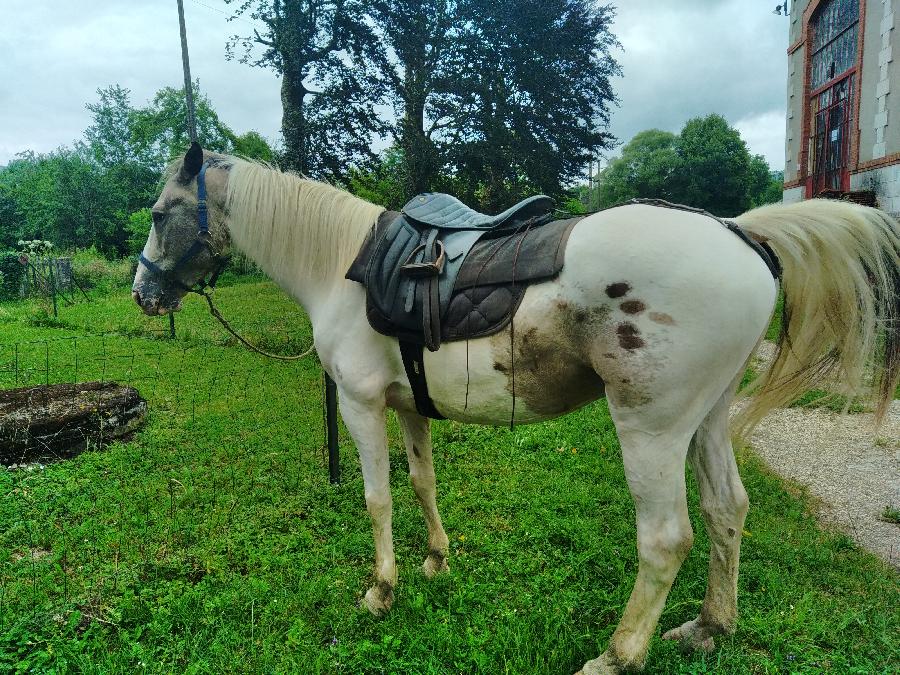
[743,343,900,569]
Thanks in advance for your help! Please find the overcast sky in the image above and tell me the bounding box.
[0,0,790,170]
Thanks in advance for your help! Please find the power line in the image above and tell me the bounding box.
[186,0,264,30]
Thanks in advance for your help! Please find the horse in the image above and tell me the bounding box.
[132,143,900,674]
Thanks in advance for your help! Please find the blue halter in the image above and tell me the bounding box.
[138,161,230,293]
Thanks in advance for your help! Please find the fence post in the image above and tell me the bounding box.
[48,259,58,318]
[325,374,340,484]
[169,314,176,339]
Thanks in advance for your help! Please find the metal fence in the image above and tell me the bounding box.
[0,329,342,629]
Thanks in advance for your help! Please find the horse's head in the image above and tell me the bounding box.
[132,142,231,315]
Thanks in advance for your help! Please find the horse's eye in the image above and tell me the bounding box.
[151,211,165,227]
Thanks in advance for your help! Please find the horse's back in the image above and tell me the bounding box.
[425,203,779,427]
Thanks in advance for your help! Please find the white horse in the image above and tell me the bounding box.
[132,144,900,674]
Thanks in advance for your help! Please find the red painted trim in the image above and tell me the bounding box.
[788,38,804,54]
[798,0,866,198]
[851,0,867,171]
[853,152,900,172]
[809,66,858,98]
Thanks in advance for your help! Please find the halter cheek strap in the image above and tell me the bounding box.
[138,161,231,293]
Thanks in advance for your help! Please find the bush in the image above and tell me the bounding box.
[125,208,152,257]
[0,252,25,300]
[69,247,133,295]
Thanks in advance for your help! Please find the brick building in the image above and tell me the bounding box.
[783,0,899,214]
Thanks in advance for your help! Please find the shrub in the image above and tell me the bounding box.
[69,247,133,295]
[0,252,25,300]
[125,208,152,257]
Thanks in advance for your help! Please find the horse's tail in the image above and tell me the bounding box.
[732,198,900,437]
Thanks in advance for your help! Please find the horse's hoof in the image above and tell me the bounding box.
[578,652,622,675]
[422,550,449,578]
[362,582,394,617]
[662,618,717,653]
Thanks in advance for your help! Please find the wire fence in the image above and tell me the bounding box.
[0,328,338,628]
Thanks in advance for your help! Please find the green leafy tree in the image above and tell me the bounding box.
[346,146,406,209]
[131,84,237,171]
[368,1,455,197]
[0,83,272,255]
[370,0,619,209]
[597,130,679,207]
[446,0,620,210]
[124,208,152,257]
[83,86,161,234]
[232,131,276,162]
[761,170,785,206]
[675,114,753,217]
[225,0,390,177]
[597,115,782,217]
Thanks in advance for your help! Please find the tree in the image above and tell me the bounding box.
[83,86,160,235]
[596,130,679,207]
[225,0,390,177]
[130,84,237,171]
[675,114,753,217]
[0,84,274,255]
[446,0,620,210]
[368,0,619,209]
[367,1,455,197]
[346,146,406,209]
[232,131,276,162]
[596,115,782,217]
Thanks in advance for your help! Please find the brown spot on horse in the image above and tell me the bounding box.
[617,322,645,350]
[491,321,606,417]
[606,282,631,299]
[649,312,676,325]
[620,300,646,315]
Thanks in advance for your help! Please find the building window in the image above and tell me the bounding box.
[807,0,859,195]
[810,0,859,90]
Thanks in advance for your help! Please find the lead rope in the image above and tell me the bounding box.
[198,290,315,361]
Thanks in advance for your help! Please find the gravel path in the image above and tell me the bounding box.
[741,343,900,568]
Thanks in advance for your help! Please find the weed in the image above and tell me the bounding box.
[879,505,900,525]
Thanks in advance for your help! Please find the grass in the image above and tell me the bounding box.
[0,282,897,673]
[880,506,900,525]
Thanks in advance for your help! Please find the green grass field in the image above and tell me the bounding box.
[0,282,897,673]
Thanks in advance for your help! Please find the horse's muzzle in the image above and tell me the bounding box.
[132,288,182,316]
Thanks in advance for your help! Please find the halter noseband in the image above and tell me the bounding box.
[138,161,230,294]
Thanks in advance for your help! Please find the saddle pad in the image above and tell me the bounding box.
[346,213,581,344]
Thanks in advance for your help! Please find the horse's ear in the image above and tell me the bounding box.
[182,141,204,179]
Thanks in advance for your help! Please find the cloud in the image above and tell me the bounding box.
[0,0,281,163]
[607,0,789,168]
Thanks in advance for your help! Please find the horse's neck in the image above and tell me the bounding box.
[224,166,381,322]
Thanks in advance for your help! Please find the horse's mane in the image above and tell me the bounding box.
[224,158,384,283]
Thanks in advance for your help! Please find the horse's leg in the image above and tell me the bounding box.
[339,395,396,616]
[579,424,695,674]
[396,411,450,576]
[662,379,748,651]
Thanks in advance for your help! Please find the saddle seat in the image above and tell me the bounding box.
[403,192,557,230]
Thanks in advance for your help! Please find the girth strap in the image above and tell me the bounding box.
[399,341,445,419]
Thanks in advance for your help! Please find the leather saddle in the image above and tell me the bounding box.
[347,192,582,350]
